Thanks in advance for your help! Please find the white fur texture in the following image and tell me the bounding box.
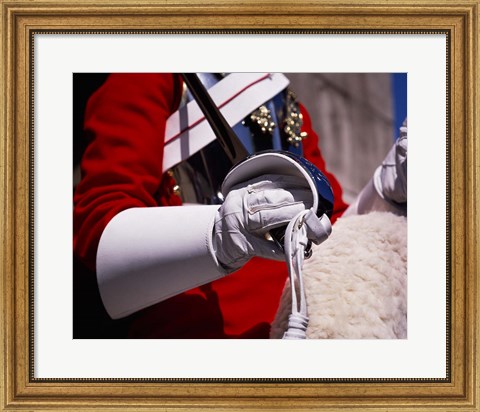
[270,212,407,339]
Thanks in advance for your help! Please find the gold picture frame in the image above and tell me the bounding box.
[1,0,478,410]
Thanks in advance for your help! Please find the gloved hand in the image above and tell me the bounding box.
[213,174,314,272]
[373,119,408,205]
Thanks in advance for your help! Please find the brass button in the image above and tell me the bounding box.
[172,184,181,196]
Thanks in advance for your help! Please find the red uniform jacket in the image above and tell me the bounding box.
[73,73,348,338]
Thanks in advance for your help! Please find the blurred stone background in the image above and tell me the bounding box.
[286,73,406,204]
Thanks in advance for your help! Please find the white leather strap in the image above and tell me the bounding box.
[282,211,332,339]
[282,210,310,339]
[162,73,290,173]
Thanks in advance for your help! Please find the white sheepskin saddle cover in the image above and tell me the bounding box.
[270,212,407,339]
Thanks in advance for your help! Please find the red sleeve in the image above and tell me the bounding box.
[299,103,348,223]
[73,73,183,270]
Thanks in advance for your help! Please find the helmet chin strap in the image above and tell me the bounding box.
[282,210,331,339]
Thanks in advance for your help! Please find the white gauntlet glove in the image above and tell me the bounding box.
[96,153,333,319]
[373,119,408,205]
[345,119,407,217]
[213,174,314,272]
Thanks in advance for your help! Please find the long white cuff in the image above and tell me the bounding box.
[343,177,407,217]
[96,205,225,319]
